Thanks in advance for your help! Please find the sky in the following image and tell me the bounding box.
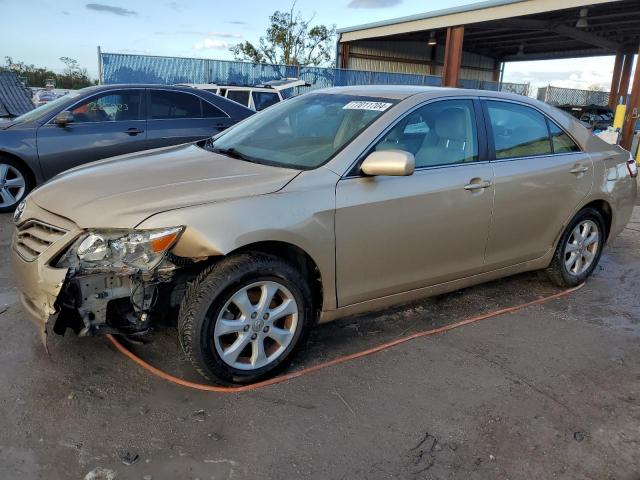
[0,0,625,92]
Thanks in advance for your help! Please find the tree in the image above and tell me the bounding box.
[2,56,95,89]
[230,2,336,67]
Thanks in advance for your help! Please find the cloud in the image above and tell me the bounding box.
[227,20,247,25]
[155,31,241,38]
[207,31,242,38]
[62,10,70,15]
[193,38,231,50]
[347,0,402,8]
[85,3,137,16]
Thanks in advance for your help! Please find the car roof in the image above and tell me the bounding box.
[79,84,221,92]
[313,85,537,102]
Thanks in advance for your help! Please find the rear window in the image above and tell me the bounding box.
[548,120,580,154]
[202,101,228,118]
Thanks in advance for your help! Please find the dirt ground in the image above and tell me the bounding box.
[1,206,640,480]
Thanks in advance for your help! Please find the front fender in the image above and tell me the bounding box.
[137,168,339,310]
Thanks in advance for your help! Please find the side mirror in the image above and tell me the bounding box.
[361,150,415,177]
[53,111,74,127]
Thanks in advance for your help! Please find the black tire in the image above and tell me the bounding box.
[178,252,314,384]
[0,156,33,213]
[545,207,605,288]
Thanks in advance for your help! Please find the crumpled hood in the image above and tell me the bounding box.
[31,143,300,229]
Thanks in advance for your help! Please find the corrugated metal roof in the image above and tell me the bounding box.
[337,0,529,33]
[337,0,617,41]
[0,71,34,117]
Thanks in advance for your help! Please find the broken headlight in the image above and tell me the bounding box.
[58,227,184,273]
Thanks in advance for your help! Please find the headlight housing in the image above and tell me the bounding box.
[59,227,184,273]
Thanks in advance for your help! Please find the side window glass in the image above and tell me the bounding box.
[150,91,201,119]
[201,100,228,118]
[486,101,552,159]
[71,91,141,122]
[374,99,478,168]
[226,90,250,107]
[548,119,580,153]
[252,92,280,111]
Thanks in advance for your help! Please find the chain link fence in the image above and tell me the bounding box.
[537,85,610,106]
[100,52,528,96]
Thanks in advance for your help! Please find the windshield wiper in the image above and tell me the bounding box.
[210,146,253,162]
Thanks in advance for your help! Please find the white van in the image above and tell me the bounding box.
[176,79,310,111]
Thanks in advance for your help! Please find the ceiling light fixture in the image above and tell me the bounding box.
[428,31,437,46]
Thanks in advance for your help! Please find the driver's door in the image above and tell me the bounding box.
[36,89,147,178]
[335,98,494,306]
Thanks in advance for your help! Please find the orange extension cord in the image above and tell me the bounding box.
[106,284,583,393]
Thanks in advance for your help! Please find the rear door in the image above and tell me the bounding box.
[335,98,495,306]
[36,89,146,178]
[146,89,231,148]
[482,99,593,268]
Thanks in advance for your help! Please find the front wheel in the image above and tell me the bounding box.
[178,253,314,384]
[545,207,605,287]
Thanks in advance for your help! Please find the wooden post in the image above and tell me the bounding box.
[620,49,640,151]
[608,51,624,110]
[442,26,464,87]
[339,43,350,69]
[492,59,501,83]
[428,43,436,76]
[618,53,634,105]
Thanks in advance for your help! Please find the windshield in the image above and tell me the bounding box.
[208,93,397,169]
[12,91,81,124]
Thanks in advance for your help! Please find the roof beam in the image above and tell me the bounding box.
[502,47,608,61]
[500,18,621,51]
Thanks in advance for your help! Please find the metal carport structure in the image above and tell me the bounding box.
[337,0,640,150]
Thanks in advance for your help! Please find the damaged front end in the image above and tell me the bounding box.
[53,227,186,337]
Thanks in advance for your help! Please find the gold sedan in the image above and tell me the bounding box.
[10,86,638,384]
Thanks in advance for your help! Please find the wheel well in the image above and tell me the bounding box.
[232,241,323,312]
[583,199,612,240]
[0,151,36,187]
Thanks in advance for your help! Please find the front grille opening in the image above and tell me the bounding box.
[15,220,67,261]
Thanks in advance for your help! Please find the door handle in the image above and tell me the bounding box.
[569,166,589,174]
[125,128,144,136]
[464,180,492,191]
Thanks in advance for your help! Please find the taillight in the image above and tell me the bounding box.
[627,157,638,178]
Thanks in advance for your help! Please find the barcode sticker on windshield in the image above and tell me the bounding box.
[343,101,393,112]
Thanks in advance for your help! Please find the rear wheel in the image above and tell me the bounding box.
[0,157,32,213]
[545,207,605,287]
[178,253,313,384]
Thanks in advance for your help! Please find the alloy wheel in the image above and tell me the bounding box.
[564,219,600,276]
[213,281,299,371]
[0,163,26,208]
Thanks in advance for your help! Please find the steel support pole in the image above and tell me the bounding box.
[97,46,102,85]
[618,53,634,105]
[609,51,624,110]
[442,26,464,87]
[620,48,640,151]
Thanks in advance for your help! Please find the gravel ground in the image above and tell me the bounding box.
[1,206,639,480]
